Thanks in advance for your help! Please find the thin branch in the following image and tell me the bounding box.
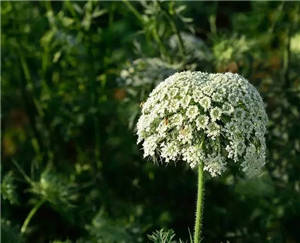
[21,199,46,233]
[122,0,144,24]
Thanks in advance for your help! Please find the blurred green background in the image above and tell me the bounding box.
[1,1,300,242]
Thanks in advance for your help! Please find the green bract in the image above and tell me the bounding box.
[137,71,268,177]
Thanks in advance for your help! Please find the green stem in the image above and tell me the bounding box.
[283,17,292,89]
[122,0,170,61]
[122,0,144,23]
[152,26,170,61]
[21,199,46,233]
[159,2,186,57]
[170,20,185,57]
[194,161,204,243]
[12,160,33,185]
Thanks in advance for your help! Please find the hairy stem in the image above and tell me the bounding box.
[21,199,46,233]
[194,161,204,243]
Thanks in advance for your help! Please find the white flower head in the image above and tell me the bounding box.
[204,155,226,177]
[170,114,183,128]
[186,105,199,121]
[161,141,179,162]
[168,98,180,113]
[143,135,158,157]
[168,87,179,98]
[234,108,246,120]
[199,96,211,111]
[181,95,192,108]
[212,92,223,102]
[222,103,234,115]
[156,119,168,136]
[206,122,220,138]
[196,115,209,130]
[178,125,193,144]
[193,89,204,102]
[136,71,268,177]
[210,107,222,121]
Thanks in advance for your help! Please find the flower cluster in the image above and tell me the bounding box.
[119,34,212,95]
[120,58,179,89]
[169,32,213,63]
[137,71,268,177]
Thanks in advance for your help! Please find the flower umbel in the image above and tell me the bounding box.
[136,71,268,177]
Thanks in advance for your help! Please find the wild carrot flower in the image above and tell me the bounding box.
[137,71,268,177]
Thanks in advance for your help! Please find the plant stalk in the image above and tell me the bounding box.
[21,199,46,233]
[159,3,186,58]
[194,161,204,243]
[122,0,144,23]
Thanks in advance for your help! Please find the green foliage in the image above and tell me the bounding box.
[1,171,20,205]
[148,229,177,243]
[85,209,134,243]
[1,219,24,243]
[2,1,300,243]
[30,169,77,208]
[212,34,252,71]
